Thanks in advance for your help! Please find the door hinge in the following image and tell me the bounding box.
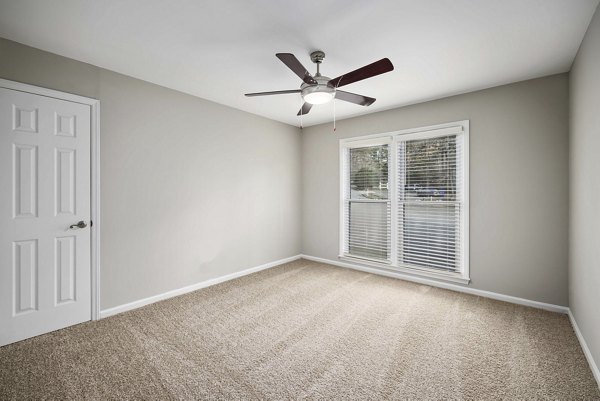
[90,220,93,227]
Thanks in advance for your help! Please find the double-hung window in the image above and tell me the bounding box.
[343,141,391,261]
[340,121,469,283]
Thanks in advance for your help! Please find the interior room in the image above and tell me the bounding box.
[0,0,599,399]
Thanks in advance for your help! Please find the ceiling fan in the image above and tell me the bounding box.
[245,51,394,116]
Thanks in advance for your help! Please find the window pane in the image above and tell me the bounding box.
[349,145,388,200]
[400,203,460,271]
[347,201,390,260]
[403,136,458,202]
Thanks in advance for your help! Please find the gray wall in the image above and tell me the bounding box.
[302,74,569,306]
[0,38,302,310]
[570,5,600,375]
[0,36,573,312]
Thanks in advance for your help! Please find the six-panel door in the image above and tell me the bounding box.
[0,88,91,347]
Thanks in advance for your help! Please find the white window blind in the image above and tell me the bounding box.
[342,144,391,262]
[398,135,463,272]
[340,122,468,281]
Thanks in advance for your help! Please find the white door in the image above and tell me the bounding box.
[0,87,91,347]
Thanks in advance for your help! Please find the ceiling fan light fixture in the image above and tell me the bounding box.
[301,84,335,105]
[303,91,334,105]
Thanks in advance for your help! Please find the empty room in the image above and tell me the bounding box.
[0,0,599,399]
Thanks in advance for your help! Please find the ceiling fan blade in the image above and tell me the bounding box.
[245,89,301,97]
[335,90,376,106]
[276,53,318,85]
[296,102,313,116]
[328,58,394,88]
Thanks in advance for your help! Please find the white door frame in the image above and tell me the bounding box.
[0,78,101,321]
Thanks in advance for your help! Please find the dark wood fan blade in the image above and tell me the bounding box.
[335,90,376,106]
[296,102,313,116]
[245,89,301,97]
[328,58,394,88]
[276,53,318,85]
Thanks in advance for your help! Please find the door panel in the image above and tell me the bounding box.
[13,144,38,218]
[55,235,76,305]
[55,147,76,216]
[13,239,38,314]
[0,87,91,347]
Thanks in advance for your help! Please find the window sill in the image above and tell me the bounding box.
[338,255,471,285]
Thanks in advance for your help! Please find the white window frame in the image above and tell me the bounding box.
[339,120,469,284]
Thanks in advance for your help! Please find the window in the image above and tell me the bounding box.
[340,122,469,282]
[346,144,390,261]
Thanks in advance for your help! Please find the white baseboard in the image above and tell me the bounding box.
[568,310,600,388]
[99,255,302,319]
[300,254,569,314]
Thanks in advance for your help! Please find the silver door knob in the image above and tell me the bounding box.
[69,221,87,229]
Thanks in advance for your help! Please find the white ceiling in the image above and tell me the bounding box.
[0,0,598,127]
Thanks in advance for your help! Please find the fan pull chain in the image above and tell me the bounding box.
[300,96,303,129]
[333,97,336,132]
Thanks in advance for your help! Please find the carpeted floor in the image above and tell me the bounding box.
[0,259,598,400]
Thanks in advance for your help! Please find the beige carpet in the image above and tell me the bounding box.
[0,259,598,400]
